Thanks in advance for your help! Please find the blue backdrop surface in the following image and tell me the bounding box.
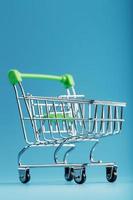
[0,0,133,199]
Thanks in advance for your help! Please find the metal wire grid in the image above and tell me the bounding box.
[18,94,125,144]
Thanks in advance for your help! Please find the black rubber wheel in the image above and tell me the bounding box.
[19,169,31,184]
[74,167,86,184]
[106,166,117,183]
[64,167,74,181]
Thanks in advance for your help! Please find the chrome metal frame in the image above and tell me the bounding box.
[13,83,126,172]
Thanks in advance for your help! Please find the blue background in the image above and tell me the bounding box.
[0,0,132,199]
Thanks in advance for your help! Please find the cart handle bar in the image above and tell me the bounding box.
[8,69,75,89]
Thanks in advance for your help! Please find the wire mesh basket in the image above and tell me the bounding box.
[22,95,125,143]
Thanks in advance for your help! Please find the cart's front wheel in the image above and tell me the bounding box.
[19,168,31,184]
[106,166,117,183]
[64,167,74,181]
[73,167,86,184]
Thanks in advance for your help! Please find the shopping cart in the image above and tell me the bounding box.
[8,69,126,184]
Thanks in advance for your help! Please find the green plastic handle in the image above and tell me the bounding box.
[8,69,75,89]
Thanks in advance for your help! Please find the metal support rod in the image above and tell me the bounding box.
[89,140,102,164]
[54,138,68,163]
[18,145,31,166]
[63,146,75,163]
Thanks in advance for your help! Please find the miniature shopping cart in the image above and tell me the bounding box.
[8,69,126,184]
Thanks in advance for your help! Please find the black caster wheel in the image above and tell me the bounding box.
[74,167,86,184]
[106,166,117,183]
[64,167,74,181]
[19,168,31,184]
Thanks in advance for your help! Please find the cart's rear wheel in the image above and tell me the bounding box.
[73,167,86,184]
[64,167,74,181]
[106,166,117,183]
[19,168,31,184]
